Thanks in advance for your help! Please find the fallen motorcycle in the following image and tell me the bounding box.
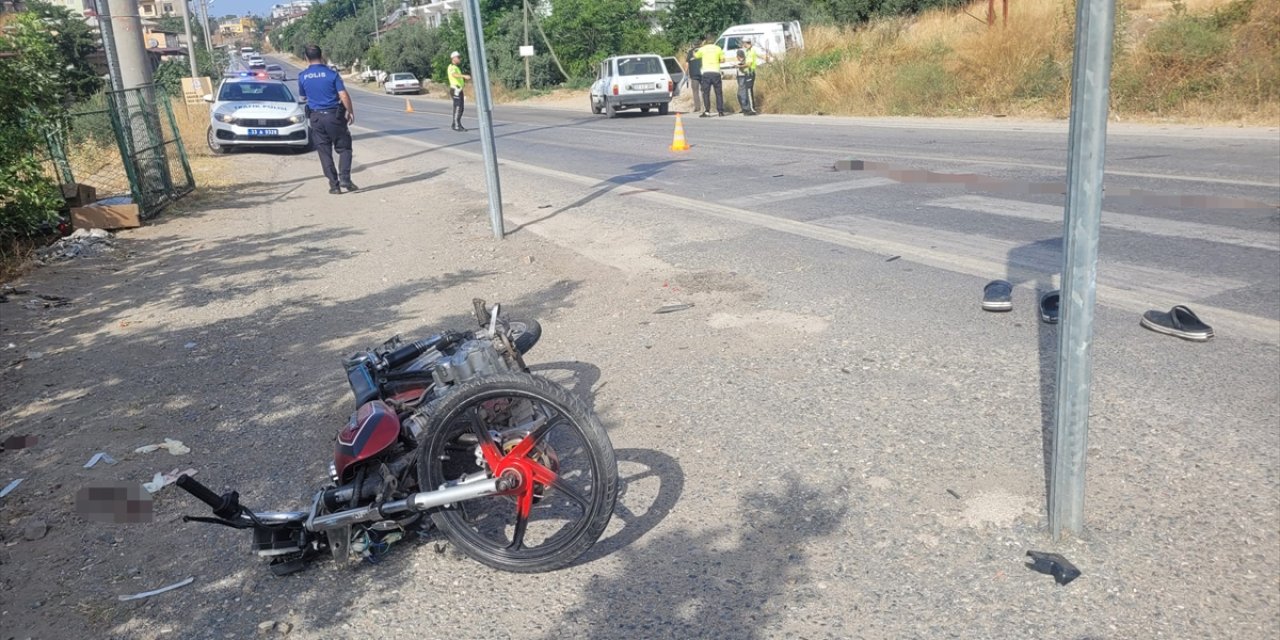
[176,301,618,575]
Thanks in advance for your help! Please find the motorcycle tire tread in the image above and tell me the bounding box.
[417,372,617,574]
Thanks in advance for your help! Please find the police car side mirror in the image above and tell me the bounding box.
[202,94,213,103]
[298,97,307,104]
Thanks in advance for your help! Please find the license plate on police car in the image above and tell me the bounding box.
[247,129,278,136]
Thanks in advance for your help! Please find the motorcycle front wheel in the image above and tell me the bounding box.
[417,373,617,573]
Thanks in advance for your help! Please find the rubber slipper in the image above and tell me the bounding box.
[982,280,1013,312]
[1039,290,1060,324]
[1140,305,1214,341]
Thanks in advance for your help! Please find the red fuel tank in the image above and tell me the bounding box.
[334,400,401,482]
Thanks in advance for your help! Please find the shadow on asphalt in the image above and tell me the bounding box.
[353,167,447,195]
[1005,237,1064,517]
[572,448,684,566]
[540,474,848,639]
[509,159,689,234]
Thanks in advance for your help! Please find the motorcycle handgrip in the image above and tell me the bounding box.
[176,474,223,510]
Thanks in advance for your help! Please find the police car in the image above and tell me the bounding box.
[204,73,310,154]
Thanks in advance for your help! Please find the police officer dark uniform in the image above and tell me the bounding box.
[448,51,471,132]
[297,44,357,194]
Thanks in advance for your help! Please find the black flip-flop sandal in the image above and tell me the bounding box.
[1140,305,1214,341]
[982,280,1013,312]
[1039,290,1060,324]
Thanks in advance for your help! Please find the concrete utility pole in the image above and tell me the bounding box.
[98,0,171,199]
[1050,0,1118,541]
[523,0,530,91]
[461,0,504,238]
[180,0,199,79]
[199,0,213,53]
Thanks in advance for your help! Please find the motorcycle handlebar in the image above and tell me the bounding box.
[382,331,460,369]
[176,474,224,510]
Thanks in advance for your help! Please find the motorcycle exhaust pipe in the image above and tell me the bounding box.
[306,474,505,532]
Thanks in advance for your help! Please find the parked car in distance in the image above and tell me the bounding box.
[714,21,805,75]
[240,47,256,60]
[265,64,286,80]
[383,72,422,95]
[589,54,673,118]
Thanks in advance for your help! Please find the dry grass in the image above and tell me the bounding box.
[755,0,1278,123]
[167,98,235,190]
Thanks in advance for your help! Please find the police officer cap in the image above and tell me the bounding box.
[743,38,752,44]
[451,51,461,58]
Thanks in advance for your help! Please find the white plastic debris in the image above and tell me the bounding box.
[142,468,197,493]
[84,452,118,468]
[36,228,115,263]
[117,576,195,602]
[134,438,191,456]
[0,478,23,498]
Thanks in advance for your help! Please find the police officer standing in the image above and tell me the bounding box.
[685,43,702,115]
[736,37,760,116]
[448,51,471,132]
[694,36,725,118]
[297,45,357,194]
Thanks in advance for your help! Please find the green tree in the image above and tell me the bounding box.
[662,0,747,48]
[26,0,104,101]
[546,0,663,79]
[377,23,441,79]
[322,17,371,67]
[0,11,72,238]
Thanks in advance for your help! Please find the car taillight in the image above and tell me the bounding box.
[668,80,673,93]
[612,84,618,96]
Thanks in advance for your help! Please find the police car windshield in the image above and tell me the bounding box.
[617,57,662,76]
[218,82,295,103]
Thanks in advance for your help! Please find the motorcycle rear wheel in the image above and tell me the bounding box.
[417,373,617,573]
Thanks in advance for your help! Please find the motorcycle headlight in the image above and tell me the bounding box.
[214,112,236,124]
[288,114,304,124]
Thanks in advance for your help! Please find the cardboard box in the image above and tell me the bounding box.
[71,200,141,230]
[60,183,98,208]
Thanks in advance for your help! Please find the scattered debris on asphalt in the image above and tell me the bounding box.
[36,228,115,264]
[1,478,24,499]
[0,285,31,303]
[134,439,191,456]
[655,303,694,314]
[946,489,962,500]
[886,255,901,262]
[1025,550,1081,586]
[183,342,198,350]
[2,434,39,451]
[257,620,295,636]
[83,452,119,469]
[117,576,195,602]
[142,468,198,494]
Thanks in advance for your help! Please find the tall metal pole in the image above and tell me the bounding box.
[461,0,505,239]
[199,0,213,54]
[374,0,381,43]
[523,0,530,91]
[1050,0,1117,541]
[180,0,199,79]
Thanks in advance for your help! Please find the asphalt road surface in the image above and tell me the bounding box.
[270,55,1280,342]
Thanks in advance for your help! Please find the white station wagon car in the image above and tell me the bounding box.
[589,54,673,118]
[205,74,310,154]
[383,72,422,95]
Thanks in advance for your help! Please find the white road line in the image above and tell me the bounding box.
[354,124,1280,345]
[927,195,1280,251]
[727,177,897,206]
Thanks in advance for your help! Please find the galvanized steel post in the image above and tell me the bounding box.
[461,0,506,239]
[1051,0,1117,540]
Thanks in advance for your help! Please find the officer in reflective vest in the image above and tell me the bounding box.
[694,37,725,117]
[297,44,357,194]
[448,51,472,132]
[737,38,760,116]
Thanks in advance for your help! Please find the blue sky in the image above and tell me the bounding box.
[206,0,274,18]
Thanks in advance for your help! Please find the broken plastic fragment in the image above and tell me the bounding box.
[143,468,197,493]
[134,438,190,456]
[84,452,118,468]
[0,478,23,498]
[654,303,694,314]
[117,576,194,601]
[1025,550,1081,586]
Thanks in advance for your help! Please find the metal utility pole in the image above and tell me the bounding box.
[1050,0,1117,541]
[461,0,505,239]
[523,0,530,91]
[198,0,214,53]
[180,0,198,79]
[374,0,382,43]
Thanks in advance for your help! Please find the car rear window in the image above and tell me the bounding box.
[266,64,282,71]
[392,73,415,81]
[663,57,682,75]
[617,56,662,76]
[218,82,295,103]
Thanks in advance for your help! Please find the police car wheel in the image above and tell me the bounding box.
[206,127,229,155]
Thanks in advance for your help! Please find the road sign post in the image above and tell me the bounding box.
[1050,0,1117,541]
[461,0,505,239]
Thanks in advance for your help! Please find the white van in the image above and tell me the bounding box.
[240,47,256,60]
[714,22,805,75]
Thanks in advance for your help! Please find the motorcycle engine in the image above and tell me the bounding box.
[430,338,506,388]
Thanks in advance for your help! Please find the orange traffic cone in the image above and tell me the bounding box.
[404,98,414,113]
[669,113,690,152]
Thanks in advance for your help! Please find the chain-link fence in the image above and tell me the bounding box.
[45,85,195,220]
